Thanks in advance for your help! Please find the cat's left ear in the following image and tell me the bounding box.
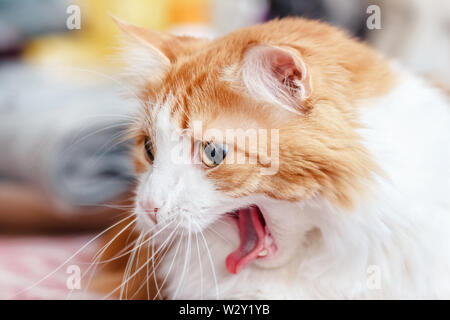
[113,16,177,66]
[112,16,202,85]
[240,45,313,114]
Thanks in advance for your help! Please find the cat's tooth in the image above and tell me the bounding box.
[258,249,268,257]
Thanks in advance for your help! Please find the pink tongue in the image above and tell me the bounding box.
[226,206,266,274]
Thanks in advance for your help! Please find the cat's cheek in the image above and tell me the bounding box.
[205,164,262,197]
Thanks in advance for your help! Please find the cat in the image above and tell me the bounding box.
[94,17,450,299]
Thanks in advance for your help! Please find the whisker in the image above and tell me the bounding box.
[76,217,139,298]
[207,226,233,245]
[129,225,180,299]
[172,221,191,299]
[102,220,179,299]
[194,231,204,300]
[120,231,144,299]
[13,214,134,299]
[194,220,220,299]
[153,227,184,300]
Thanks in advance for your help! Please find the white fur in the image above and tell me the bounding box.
[135,69,450,299]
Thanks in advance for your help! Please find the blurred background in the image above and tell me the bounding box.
[0,0,448,299]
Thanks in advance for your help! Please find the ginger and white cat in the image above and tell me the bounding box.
[99,17,450,299]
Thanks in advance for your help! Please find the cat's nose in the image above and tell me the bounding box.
[139,200,160,224]
[148,207,158,224]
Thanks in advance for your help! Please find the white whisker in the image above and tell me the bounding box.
[194,220,220,299]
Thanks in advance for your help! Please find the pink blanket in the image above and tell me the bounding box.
[0,235,99,299]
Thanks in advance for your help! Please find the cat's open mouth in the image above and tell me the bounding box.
[225,205,277,274]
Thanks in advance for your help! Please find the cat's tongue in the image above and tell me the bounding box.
[226,206,267,274]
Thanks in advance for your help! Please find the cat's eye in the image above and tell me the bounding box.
[201,142,227,168]
[144,137,154,162]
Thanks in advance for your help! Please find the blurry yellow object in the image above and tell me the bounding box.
[23,0,175,71]
[169,0,210,24]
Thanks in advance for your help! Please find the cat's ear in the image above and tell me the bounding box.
[113,16,176,65]
[112,16,187,85]
[240,45,312,114]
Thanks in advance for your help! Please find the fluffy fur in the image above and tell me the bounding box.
[94,18,450,299]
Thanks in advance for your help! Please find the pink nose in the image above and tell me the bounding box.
[139,200,159,224]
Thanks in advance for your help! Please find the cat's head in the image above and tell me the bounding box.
[118,18,392,274]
